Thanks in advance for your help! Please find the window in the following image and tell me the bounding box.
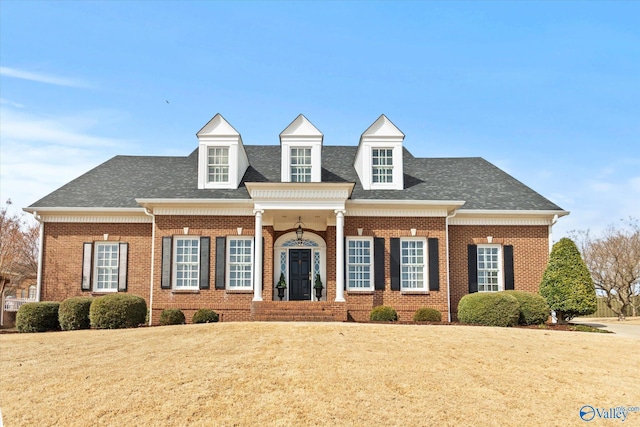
[174,237,200,290]
[94,243,120,292]
[400,238,426,290]
[347,238,373,290]
[28,285,36,299]
[372,148,394,183]
[290,148,311,182]
[477,245,502,292]
[227,237,253,289]
[207,147,229,183]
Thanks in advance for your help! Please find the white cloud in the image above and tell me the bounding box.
[0,106,132,211]
[0,66,90,88]
[0,98,24,108]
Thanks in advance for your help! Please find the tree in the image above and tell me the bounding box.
[0,200,39,299]
[573,219,640,321]
[539,237,596,324]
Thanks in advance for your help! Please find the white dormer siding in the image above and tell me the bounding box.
[354,115,405,190]
[280,114,323,183]
[197,114,249,189]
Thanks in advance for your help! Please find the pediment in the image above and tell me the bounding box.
[197,113,240,137]
[360,114,404,139]
[280,114,323,138]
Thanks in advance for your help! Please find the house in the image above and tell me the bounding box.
[1,271,37,327]
[23,114,567,323]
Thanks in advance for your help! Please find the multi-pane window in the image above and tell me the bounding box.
[372,148,393,183]
[347,238,372,290]
[94,243,119,291]
[174,238,200,289]
[401,239,426,290]
[228,238,253,289]
[207,147,229,183]
[28,285,36,299]
[478,246,501,292]
[290,148,312,182]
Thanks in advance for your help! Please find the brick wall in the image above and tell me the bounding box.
[448,225,549,320]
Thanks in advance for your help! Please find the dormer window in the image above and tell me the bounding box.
[208,147,229,183]
[197,114,249,190]
[372,148,394,183]
[280,115,323,183]
[290,147,312,182]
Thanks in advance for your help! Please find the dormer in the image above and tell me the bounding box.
[197,114,249,189]
[280,114,323,183]
[354,115,404,190]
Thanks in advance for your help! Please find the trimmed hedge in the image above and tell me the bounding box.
[89,294,147,329]
[503,290,549,325]
[59,297,93,331]
[159,308,186,326]
[413,307,442,322]
[192,308,219,324]
[16,302,60,333]
[369,305,398,322]
[458,292,520,327]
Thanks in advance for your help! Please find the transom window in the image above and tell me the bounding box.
[290,148,311,182]
[372,148,393,183]
[174,238,200,289]
[94,243,119,292]
[207,147,229,183]
[347,238,373,290]
[478,245,501,292]
[228,237,253,289]
[401,239,426,290]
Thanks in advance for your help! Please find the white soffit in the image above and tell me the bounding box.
[450,209,570,226]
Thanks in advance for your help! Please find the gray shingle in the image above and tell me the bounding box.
[29,145,562,211]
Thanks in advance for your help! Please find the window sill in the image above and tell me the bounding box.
[400,290,429,295]
[171,290,200,294]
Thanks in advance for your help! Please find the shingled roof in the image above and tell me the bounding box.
[28,145,563,211]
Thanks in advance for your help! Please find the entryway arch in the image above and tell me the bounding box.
[273,232,326,301]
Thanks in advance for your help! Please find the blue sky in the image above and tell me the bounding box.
[1,1,638,239]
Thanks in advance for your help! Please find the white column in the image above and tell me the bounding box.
[253,209,264,302]
[335,209,346,302]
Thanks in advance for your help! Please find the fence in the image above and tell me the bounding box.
[582,296,640,318]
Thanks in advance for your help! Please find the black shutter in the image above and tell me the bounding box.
[215,236,226,290]
[468,244,478,293]
[428,238,439,291]
[374,238,385,291]
[199,237,210,290]
[118,243,128,292]
[81,242,92,291]
[161,237,172,289]
[503,245,514,290]
[390,238,400,291]
[344,237,348,291]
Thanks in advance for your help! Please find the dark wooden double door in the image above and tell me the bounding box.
[289,249,311,301]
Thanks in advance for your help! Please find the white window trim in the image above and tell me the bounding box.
[477,244,503,292]
[346,237,374,292]
[400,237,428,293]
[371,147,394,185]
[226,236,254,290]
[207,146,230,184]
[93,242,120,293]
[173,237,200,290]
[290,147,312,183]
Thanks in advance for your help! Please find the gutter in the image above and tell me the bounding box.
[143,208,156,326]
[32,212,44,302]
[548,214,559,253]
[445,207,459,323]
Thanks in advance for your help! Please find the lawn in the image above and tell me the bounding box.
[1,322,639,426]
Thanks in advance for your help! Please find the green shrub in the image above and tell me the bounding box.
[192,308,219,324]
[58,297,93,331]
[89,294,147,329]
[369,305,398,322]
[159,308,186,325]
[413,307,442,322]
[458,293,520,327]
[502,291,549,325]
[16,302,60,333]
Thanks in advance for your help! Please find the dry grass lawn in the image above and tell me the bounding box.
[1,322,639,426]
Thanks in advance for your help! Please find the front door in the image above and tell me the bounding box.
[289,249,311,301]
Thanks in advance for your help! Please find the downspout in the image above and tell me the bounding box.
[144,207,156,326]
[32,211,44,302]
[548,214,559,253]
[445,208,459,323]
